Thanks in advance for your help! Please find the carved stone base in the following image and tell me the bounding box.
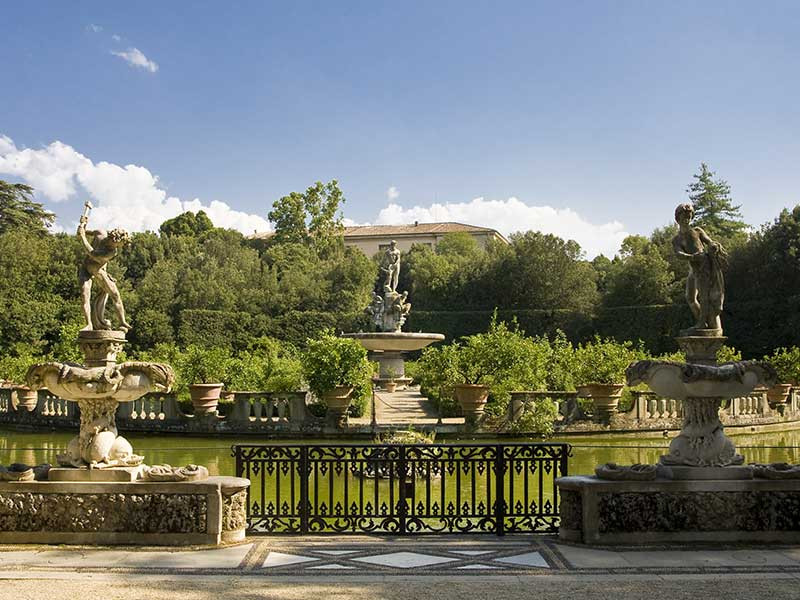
[557,475,800,545]
[77,330,127,368]
[48,465,145,482]
[676,333,725,365]
[660,397,743,467]
[0,476,249,546]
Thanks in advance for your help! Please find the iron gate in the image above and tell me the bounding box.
[232,442,571,535]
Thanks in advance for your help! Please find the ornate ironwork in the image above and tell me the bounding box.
[232,442,571,535]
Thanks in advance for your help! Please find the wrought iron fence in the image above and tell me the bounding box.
[232,442,571,535]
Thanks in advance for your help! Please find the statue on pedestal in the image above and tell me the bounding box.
[77,201,132,332]
[672,203,727,334]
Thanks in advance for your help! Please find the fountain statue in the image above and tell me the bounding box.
[624,204,775,474]
[26,202,175,478]
[555,202,788,545]
[0,204,250,545]
[344,240,443,388]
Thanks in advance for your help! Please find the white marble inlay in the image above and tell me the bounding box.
[457,564,502,569]
[262,552,318,568]
[450,550,495,556]
[494,552,549,568]
[315,550,360,555]
[353,552,457,569]
[307,563,355,569]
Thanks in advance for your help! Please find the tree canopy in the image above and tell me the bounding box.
[0,181,55,235]
[686,163,747,244]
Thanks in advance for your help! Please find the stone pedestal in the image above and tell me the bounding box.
[77,330,127,368]
[676,331,725,365]
[371,351,413,390]
[557,475,800,545]
[0,476,249,546]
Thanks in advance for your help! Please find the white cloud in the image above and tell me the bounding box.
[373,197,628,258]
[88,24,103,33]
[386,186,399,201]
[0,135,271,235]
[111,34,122,42]
[111,47,158,73]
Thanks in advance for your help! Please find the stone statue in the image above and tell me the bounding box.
[78,201,132,332]
[672,203,727,333]
[367,292,384,330]
[381,240,401,293]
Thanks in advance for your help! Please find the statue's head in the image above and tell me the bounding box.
[389,240,397,249]
[108,228,131,247]
[674,203,694,225]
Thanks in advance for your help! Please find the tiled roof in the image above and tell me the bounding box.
[343,222,498,237]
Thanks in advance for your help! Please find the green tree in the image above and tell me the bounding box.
[490,231,598,312]
[0,180,55,235]
[159,210,214,237]
[601,235,676,307]
[268,180,345,256]
[686,163,746,243]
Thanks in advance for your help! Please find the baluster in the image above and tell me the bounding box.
[162,394,181,420]
[277,397,289,423]
[253,397,263,419]
[267,397,277,423]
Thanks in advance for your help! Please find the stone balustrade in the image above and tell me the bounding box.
[0,387,315,434]
[507,387,800,433]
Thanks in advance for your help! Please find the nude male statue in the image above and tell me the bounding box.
[672,203,727,333]
[77,202,132,332]
[381,239,401,293]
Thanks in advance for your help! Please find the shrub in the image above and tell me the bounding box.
[226,337,304,392]
[716,344,742,364]
[573,336,643,385]
[176,344,231,385]
[766,347,800,384]
[417,316,549,416]
[508,397,559,437]
[542,329,577,391]
[0,343,43,386]
[302,331,373,415]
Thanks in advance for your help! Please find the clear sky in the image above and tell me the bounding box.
[2,1,798,257]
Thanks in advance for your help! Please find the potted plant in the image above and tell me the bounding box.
[766,347,800,405]
[384,366,399,393]
[574,337,641,423]
[177,345,231,415]
[0,347,43,412]
[302,333,373,427]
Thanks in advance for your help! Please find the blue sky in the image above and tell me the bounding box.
[1,1,799,257]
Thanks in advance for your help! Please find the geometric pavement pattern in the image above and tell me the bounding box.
[6,536,800,576]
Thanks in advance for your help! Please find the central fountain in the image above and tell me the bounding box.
[343,240,444,388]
[0,203,249,546]
[556,203,798,545]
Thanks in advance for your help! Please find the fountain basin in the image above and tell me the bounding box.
[626,360,774,402]
[343,332,445,388]
[342,332,445,352]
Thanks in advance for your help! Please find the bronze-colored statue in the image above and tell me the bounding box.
[77,202,132,332]
[672,203,727,333]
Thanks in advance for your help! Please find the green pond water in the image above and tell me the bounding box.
[2,428,800,476]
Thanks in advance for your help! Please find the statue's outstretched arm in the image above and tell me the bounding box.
[77,220,94,253]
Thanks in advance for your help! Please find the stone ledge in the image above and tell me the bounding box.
[557,475,800,545]
[0,476,249,546]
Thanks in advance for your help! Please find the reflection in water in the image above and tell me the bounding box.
[0,428,799,477]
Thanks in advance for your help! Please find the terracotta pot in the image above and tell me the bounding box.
[384,381,398,393]
[584,383,624,423]
[454,384,490,422]
[13,387,38,412]
[322,386,353,427]
[189,383,224,414]
[767,383,792,406]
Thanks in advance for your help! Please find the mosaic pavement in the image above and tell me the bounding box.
[4,536,800,578]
